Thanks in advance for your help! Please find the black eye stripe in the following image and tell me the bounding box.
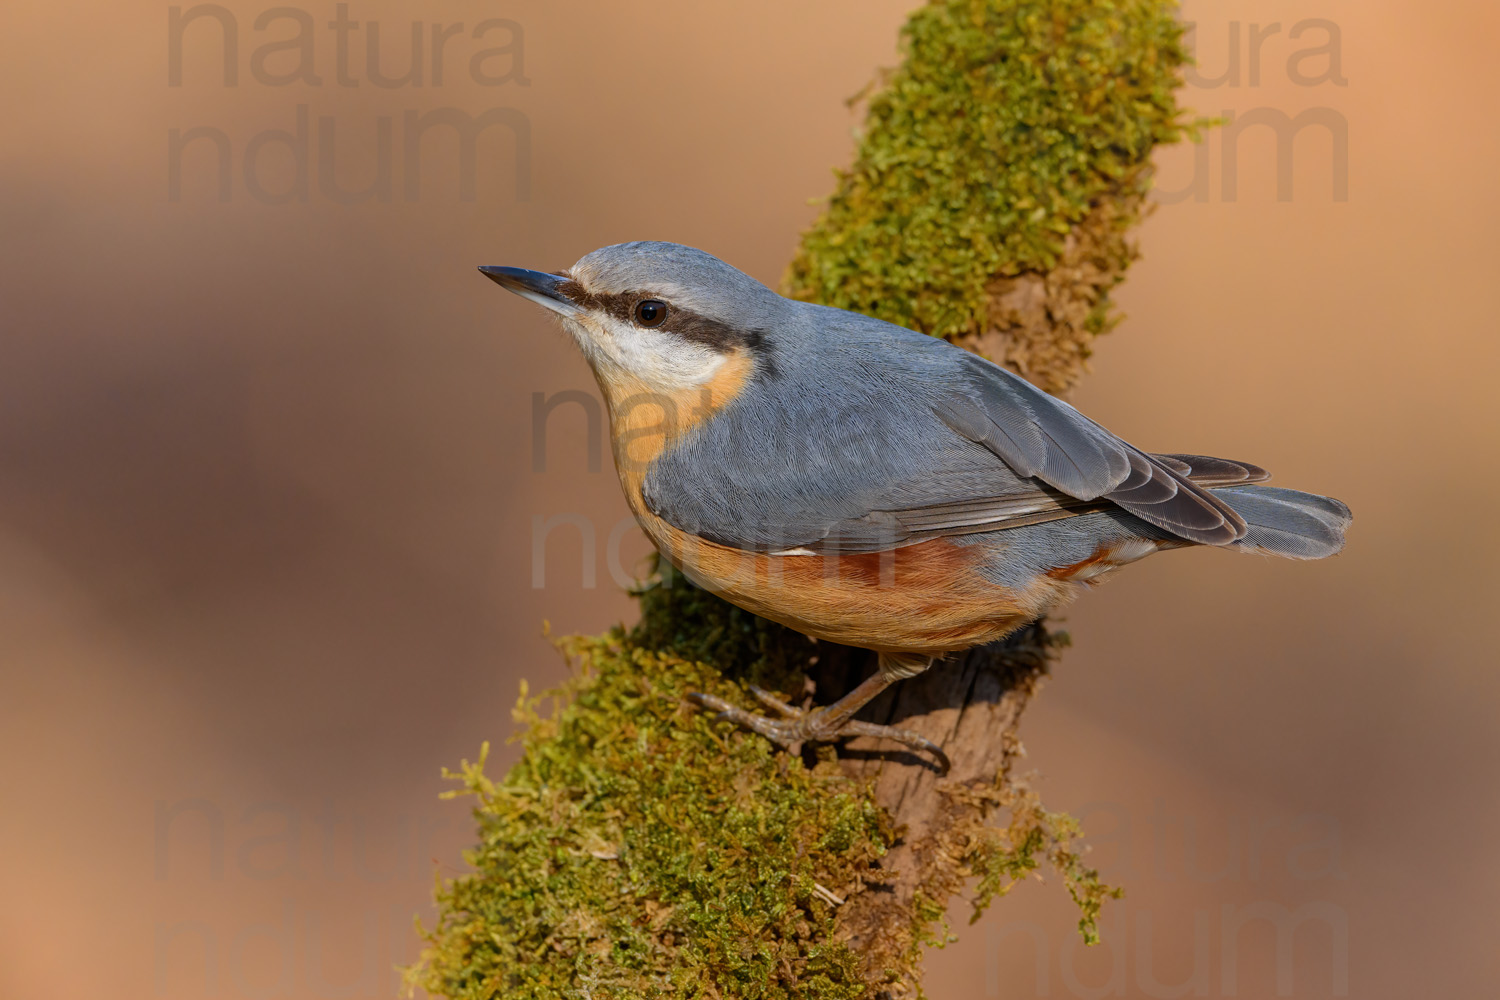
[553,282,758,353]
[554,282,638,323]
[658,312,750,352]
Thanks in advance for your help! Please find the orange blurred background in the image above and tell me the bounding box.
[1,1,1495,997]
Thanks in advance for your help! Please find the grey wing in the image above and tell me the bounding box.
[854,453,1269,551]
[642,316,1251,554]
[922,352,1249,546]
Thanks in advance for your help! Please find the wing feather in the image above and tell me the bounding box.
[933,354,1247,545]
[810,454,1273,553]
[641,311,1264,555]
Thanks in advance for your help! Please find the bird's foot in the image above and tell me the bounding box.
[686,686,950,773]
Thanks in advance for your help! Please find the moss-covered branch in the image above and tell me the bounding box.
[785,0,1195,393]
[407,2,1195,996]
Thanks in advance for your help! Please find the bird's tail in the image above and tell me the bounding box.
[1207,485,1352,559]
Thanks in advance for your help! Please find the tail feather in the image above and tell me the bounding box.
[1209,485,1352,559]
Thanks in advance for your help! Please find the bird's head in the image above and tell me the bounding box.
[480,242,781,400]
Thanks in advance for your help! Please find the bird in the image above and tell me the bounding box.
[480,241,1351,771]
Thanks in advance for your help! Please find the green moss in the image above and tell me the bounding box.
[406,626,890,999]
[629,560,813,693]
[786,0,1191,333]
[967,776,1123,945]
[783,0,1197,392]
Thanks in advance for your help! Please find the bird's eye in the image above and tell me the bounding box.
[634,299,669,328]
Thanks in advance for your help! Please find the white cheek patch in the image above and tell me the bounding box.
[565,313,730,390]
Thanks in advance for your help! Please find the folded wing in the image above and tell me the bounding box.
[642,317,1262,555]
[928,353,1248,546]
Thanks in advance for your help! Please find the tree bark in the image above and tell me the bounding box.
[802,628,1055,994]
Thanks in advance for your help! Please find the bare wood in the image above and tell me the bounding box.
[804,628,1053,995]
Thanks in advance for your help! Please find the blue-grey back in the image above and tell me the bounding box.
[642,303,1034,551]
[631,245,1253,551]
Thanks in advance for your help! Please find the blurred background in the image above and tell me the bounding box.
[1,0,1494,996]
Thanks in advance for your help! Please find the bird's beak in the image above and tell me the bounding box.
[477,266,581,317]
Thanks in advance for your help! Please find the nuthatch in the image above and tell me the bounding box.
[481,242,1351,770]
